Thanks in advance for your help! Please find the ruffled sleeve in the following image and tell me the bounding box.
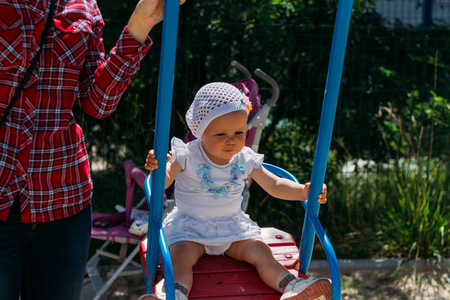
[253,152,264,169]
[240,147,264,175]
[171,137,188,170]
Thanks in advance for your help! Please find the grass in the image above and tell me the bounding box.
[376,158,448,259]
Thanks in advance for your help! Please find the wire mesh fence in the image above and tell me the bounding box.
[78,17,449,257]
[77,19,449,170]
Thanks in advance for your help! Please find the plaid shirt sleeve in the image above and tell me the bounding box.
[0,0,152,222]
[78,21,152,118]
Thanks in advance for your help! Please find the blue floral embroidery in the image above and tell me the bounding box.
[201,180,215,190]
[231,164,245,175]
[198,163,244,199]
[197,164,211,177]
[214,188,228,200]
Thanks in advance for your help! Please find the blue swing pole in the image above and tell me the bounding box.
[298,0,353,298]
[145,0,180,298]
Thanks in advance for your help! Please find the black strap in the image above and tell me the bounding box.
[0,0,56,128]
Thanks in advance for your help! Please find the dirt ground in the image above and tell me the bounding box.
[309,266,450,300]
[103,265,450,300]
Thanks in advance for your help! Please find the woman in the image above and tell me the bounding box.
[0,1,185,299]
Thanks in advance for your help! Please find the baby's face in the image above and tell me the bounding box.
[201,110,247,165]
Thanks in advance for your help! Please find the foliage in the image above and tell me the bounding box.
[248,85,449,260]
[82,1,450,260]
[376,158,448,259]
[81,0,450,170]
[374,99,449,259]
[318,97,449,259]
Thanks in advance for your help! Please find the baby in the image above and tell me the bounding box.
[140,82,332,300]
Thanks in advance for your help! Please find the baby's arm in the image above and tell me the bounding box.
[250,166,327,204]
[144,149,182,188]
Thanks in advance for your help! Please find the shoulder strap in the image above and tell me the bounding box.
[0,0,56,128]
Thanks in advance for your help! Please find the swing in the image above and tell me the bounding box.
[140,0,354,299]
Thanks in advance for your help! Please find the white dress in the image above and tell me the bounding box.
[162,137,263,253]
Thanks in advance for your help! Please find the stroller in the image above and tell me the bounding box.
[80,61,279,300]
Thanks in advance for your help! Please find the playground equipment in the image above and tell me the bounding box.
[141,0,354,299]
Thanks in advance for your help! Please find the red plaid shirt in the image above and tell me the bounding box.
[0,0,152,222]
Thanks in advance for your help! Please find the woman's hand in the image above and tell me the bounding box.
[128,0,186,43]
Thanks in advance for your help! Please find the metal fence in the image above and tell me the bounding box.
[79,19,449,171]
[79,17,449,256]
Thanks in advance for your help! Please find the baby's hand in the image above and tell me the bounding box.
[144,149,158,171]
[144,150,172,171]
[304,182,327,204]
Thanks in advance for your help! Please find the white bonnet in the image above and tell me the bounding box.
[186,82,252,139]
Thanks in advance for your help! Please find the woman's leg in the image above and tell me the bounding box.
[225,239,289,291]
[0,221,28,300]
[22,204,92,300]
[170,241,205,292]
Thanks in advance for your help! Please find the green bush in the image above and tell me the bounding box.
[84,0,449,260]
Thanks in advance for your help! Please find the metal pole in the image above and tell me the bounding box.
[298,0,353,284]
[145,1,180,298]
[423,0,433,29]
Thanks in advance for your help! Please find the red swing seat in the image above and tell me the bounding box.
[139,227,309,299]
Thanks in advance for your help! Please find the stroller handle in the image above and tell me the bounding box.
[231,60,280,107]
[254,68,280,107]
[231,60,252,78]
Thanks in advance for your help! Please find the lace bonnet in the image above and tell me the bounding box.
[186,82,252,139]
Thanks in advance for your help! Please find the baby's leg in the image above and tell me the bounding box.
[170,241,205,292]
[225,239,289,291]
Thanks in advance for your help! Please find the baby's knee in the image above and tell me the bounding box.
[228,239,273,262]
[248,239,272,254]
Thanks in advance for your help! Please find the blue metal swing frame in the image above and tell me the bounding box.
[143,1,354,299]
